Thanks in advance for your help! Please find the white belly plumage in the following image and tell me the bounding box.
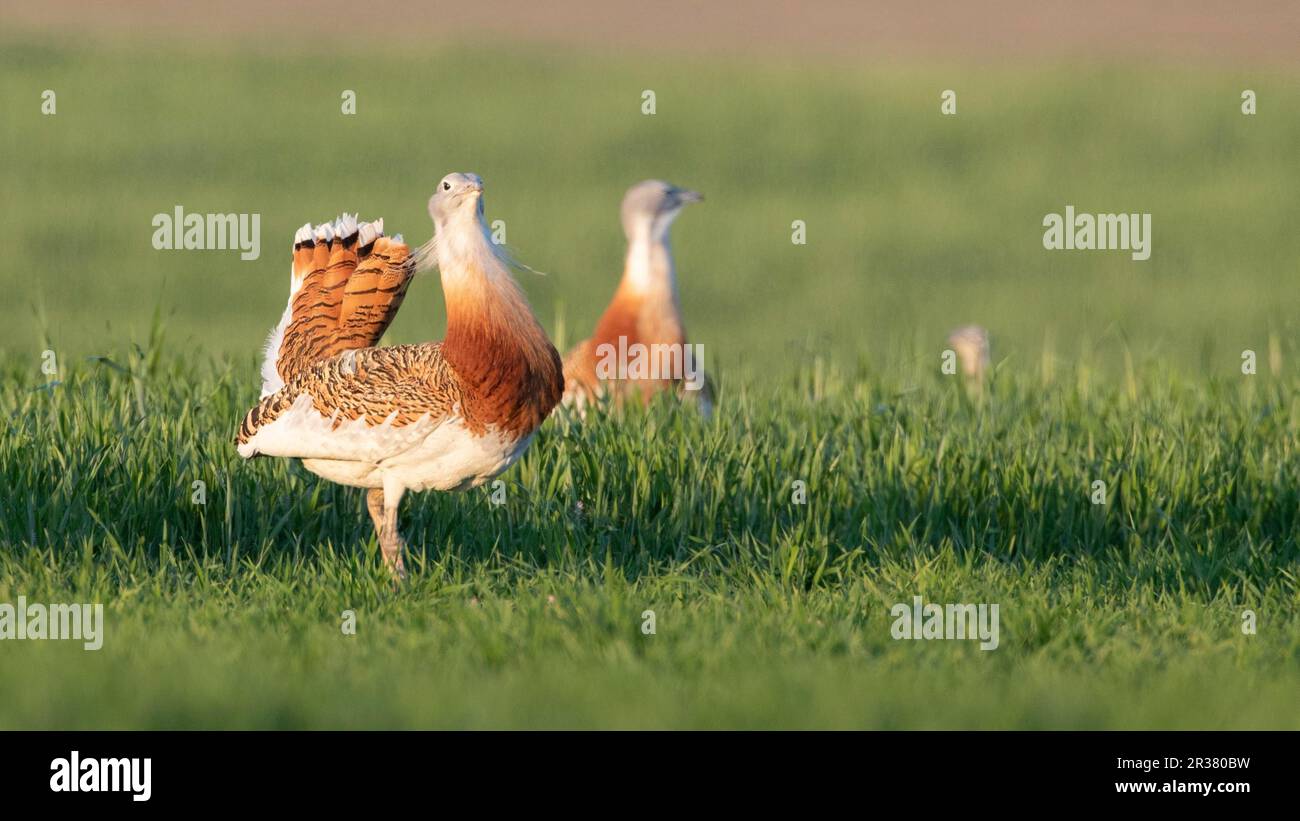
[238,394,533,492]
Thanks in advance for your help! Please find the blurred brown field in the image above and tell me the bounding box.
[4,0,1299,64]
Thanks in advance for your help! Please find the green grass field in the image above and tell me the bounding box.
[1,36,1298,728]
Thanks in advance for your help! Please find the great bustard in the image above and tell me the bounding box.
[561,180,712,417]
[948,324,991,383]
[236,173,564,578]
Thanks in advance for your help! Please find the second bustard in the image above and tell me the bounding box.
[236,173,564,578]
[561,180,713,417]
[948,324,991,383]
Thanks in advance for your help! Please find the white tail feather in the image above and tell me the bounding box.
[357,220,383,247]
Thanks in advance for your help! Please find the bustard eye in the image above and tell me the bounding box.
[442,181,452,191]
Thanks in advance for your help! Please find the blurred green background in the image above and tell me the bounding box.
[3,37,1298,381]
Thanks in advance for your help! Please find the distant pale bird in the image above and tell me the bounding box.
[948,325,991,381]
[562,180,713,416]
[236,173,564,578]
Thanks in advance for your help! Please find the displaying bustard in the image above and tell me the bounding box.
[236,173,564,578]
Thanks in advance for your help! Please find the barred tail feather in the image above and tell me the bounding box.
[332,236,415,357]
[259,223,316,396]
[258,215,414,395]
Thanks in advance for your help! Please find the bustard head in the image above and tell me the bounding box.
[621,179,702,243]
[428,172,485,231]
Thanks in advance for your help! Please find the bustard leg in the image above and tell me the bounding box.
[365,486,407,580]
[379,483,408,580]
[365,488,385,539]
